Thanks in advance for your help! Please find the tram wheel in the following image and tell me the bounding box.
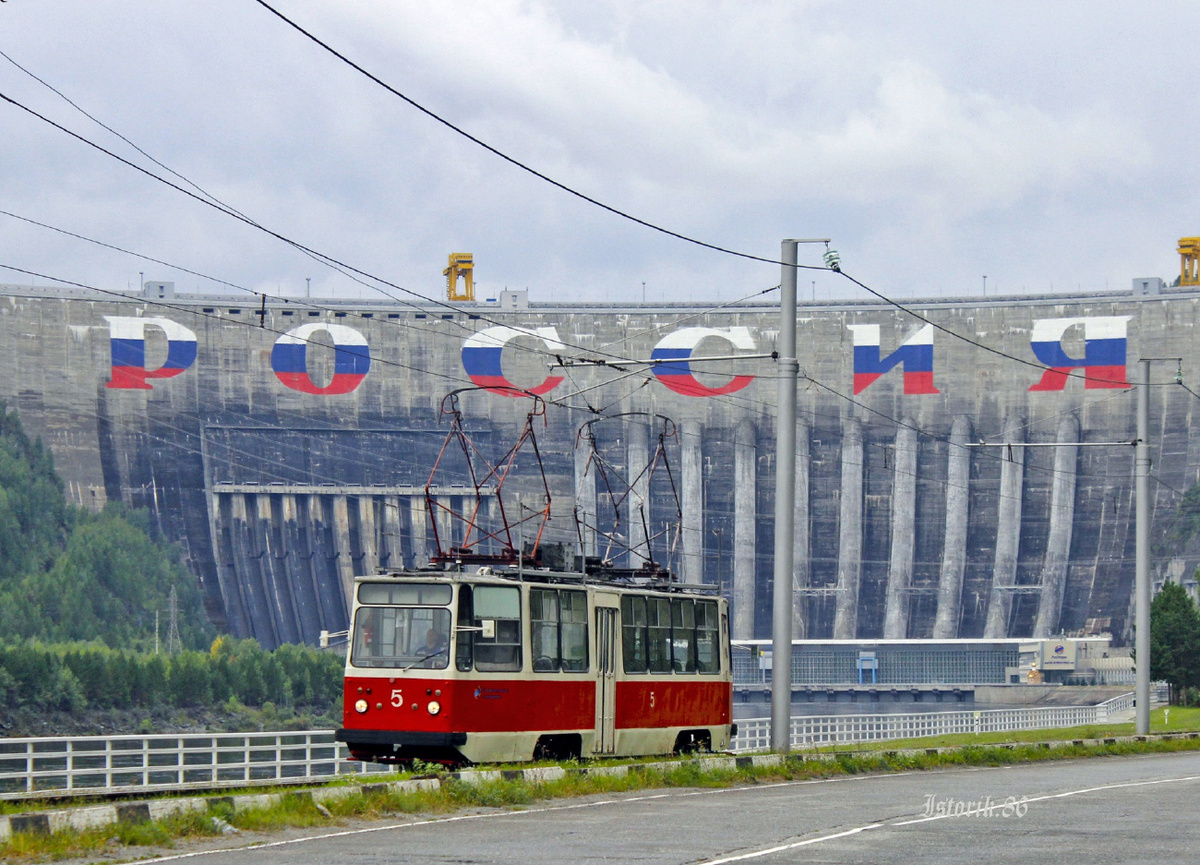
[673,730,712,755]
[533,734,583,762]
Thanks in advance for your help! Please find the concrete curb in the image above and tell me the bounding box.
[0,777,439,842]
[3,732,1196,842]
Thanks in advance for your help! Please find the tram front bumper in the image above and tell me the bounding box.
[336,729,468,748]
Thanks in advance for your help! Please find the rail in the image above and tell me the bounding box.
[0,731,387,801]
[731,692,1136,752]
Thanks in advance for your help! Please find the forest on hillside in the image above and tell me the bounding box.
[0,403,343,733]
[0,402,212,650]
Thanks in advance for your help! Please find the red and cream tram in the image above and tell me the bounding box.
[336,564,733,765]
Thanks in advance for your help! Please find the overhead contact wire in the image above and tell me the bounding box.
[249,0,1149,390]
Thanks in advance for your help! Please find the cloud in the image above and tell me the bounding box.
[0,0,1193,304]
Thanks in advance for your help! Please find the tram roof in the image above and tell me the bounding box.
[352,565,722,596]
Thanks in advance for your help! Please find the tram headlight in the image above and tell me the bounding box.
[427,700,441,716]
[354,699,369,714]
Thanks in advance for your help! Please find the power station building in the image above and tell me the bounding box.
[3,276,1199,649]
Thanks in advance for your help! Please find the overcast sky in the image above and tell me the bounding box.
[0,1,1195,306]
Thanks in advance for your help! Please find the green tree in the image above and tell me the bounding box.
[1150,581,1200,703]
[0,403,70,582]
[1162,483,1200,557]
[19,507,214,649]
[274,643,313,704]
[168,651,213,707]
[47,665,87,713]
[135,654,169,706]
[0,666,15,705]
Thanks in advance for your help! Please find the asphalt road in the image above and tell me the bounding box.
[136,751,1200,864]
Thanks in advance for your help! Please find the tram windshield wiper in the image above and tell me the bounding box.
[401,646,448,672]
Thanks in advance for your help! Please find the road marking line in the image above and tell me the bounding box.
[130,770,916,863]
[131,791,676,863]
[893,772,1200,826]
[133,764,1200,863]
[695,823,888,864]
[694,771,1200,863]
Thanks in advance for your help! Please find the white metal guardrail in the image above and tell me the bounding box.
[731,692,1137,752]
[0,731,388,800]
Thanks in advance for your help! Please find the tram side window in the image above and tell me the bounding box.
[530,589,560,672]
[647,597,672,674]
[695,600,720,673]
[560,590,588,672]
[473,586,521,672]
[671,599,697,673]
[621,595,648,673]
[531,589,589,673]
[456,585,473,672]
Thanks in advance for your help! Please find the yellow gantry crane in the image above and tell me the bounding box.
[445,253,475,301]
[1180,237,1200,286]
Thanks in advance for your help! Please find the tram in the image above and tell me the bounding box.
[335,558,734,765]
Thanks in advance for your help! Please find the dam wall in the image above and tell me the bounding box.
[3,281,1199,648]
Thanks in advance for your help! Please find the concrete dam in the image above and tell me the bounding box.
[3,280,1199,649]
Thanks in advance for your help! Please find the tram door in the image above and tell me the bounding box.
[593,601,618,754]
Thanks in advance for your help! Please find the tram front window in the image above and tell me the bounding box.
[352,606,452,669]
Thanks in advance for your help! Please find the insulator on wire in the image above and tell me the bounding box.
[823,248,841,272]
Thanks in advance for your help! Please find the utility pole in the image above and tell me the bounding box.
[1135,357,1181,734]
[771,239,799,752]
[1135,359,1150,735]
[770,238,830,751]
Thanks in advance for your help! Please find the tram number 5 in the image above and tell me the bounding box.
[391,689,403,708]
[649,691,656,709]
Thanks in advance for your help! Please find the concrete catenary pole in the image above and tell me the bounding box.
[1136,359,1150,735]
[771,240,800,752]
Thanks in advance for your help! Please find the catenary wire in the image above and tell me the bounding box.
[0,75,1183,498]
[249,0,829,274]
[247,0,1161,392]
[0,45,800,379]
[0,48,810,378]
[0,263,774,443]
[0,47,245,217]
[0,89,673,372]
[1,266,1178,565]
[0,260,1065,508]
[0,254,1144,498]
[0,76,1175,395]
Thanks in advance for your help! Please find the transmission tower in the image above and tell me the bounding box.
[166,586,182,655]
